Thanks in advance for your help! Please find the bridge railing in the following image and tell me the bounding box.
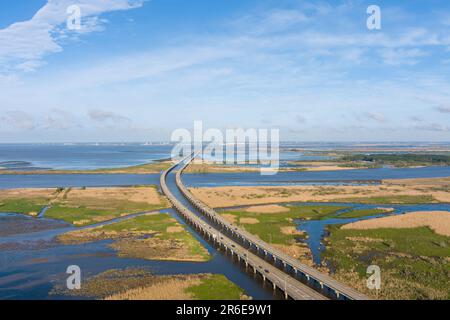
[159,158,327,300]
[175,156,370,301]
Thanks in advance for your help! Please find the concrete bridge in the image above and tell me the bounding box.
[160,158,328,300]
[173,156,370,300]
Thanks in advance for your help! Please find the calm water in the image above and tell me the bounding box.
[0,209,280,300]
[0,143,331,171]
[1,165,450,189]
[0,144,173,170]
[2,143,450,299]
[295,203,450,265]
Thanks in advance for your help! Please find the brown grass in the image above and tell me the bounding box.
[105,277,200,300]
[166,226,184,233]
[245,204,289,213]
[189,177,449,207]
[221,214,237,224]
[239,217,259,224]
[0,188,56,199]
[111,238,208,262]
[62,186,165,207]
[342,211,450,236]
[280,226,304,236]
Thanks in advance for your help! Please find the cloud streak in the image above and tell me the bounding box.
[0,0,145,72]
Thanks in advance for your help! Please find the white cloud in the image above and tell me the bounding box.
[0,111,36,130]
[0,0,145,73]
[364,112,386,123]
[380,48,428,66]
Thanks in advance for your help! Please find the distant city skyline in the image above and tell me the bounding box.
[1,0,450,142]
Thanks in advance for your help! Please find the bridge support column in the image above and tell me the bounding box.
[284,291,288,300]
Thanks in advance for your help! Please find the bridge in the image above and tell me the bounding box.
[171,155,370,300]
[160,157,327,300]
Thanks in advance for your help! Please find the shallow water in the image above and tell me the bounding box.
[1,165,450,189]
[0,144,173,170]
[295,203,450,265]
[0,207,281,300]
[182,166,450,187]
[1,143,450,299]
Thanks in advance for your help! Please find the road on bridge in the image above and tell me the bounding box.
[160,157,328,300]
[170,155,370,300]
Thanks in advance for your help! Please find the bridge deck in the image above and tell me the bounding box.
[160,160,327,300]
[176,156,370,301]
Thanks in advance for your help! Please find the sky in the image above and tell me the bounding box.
[0,0,450,142]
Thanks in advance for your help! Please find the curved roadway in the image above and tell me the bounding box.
[174,155,370,300]
[160,157,327,300]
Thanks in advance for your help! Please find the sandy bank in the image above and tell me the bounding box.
[342,211,450,236]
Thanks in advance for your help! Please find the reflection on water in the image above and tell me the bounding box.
[0,210,280,300]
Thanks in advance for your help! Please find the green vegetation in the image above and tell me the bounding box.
[91,161,172,173]
[0,198,48,215]
[341,153,450,167]
[335,195,436,204]
[221,205,348,244]
[59,213,210,262]
[46,202,166,226]
[323,225,450,299]
[51,269,244,300]
[286,204,350,220]
[337,208,392,219]
[44,185,169,226]
[186,274,245,300]
[103,213,209,260]
[0,161,172,175]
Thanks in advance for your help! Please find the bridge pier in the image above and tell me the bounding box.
[160,157,370,302]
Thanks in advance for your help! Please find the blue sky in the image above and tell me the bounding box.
[1,0,450,142]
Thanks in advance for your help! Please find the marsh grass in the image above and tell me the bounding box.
[185,274,246,300]
[220,205,348,244]
[335,195,436,204]
[337,208,391,219]
[53,268,245,300]
[45,185,169,226]
[0,198,49,215]
[59,213,210,262]
[323,225,450,299]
